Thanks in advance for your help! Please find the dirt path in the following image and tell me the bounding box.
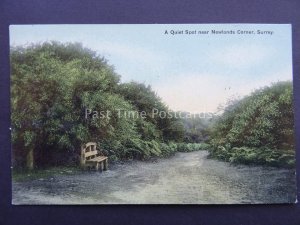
[12,151,296,204]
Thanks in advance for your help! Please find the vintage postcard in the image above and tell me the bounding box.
[10,24,296,204]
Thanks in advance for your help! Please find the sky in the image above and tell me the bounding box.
[10,24,293,113]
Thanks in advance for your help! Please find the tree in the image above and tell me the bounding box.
[11,42,124,168]
[11,42,186,169]
[209,81,294,150]
[118,82,184,142]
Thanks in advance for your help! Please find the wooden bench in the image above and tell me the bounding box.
[80,142,108,171]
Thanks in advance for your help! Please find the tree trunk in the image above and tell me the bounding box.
[26,148,34,170]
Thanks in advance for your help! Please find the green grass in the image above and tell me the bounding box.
[12,166,81,182]
[12,142,210,181]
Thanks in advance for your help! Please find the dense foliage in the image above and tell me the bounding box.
[208,81,295,168]
[118,82,184,142]
[11,42,295,170]
[11,42,187,169]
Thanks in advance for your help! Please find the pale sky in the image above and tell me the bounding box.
[10,24,293,113]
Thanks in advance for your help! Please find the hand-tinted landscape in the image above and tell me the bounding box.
[10,24,296,204]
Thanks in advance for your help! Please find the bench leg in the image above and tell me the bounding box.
[104,159,108,171]
[100,161,104,172]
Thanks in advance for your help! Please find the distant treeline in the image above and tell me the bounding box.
[208,81,295,168]
[11,42,206,169]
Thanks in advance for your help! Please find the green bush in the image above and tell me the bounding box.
[177,142,210,152]
[208,81,295,168]
[209,145,295,168]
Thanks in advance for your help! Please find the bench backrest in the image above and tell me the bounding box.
[80,142,101,165]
